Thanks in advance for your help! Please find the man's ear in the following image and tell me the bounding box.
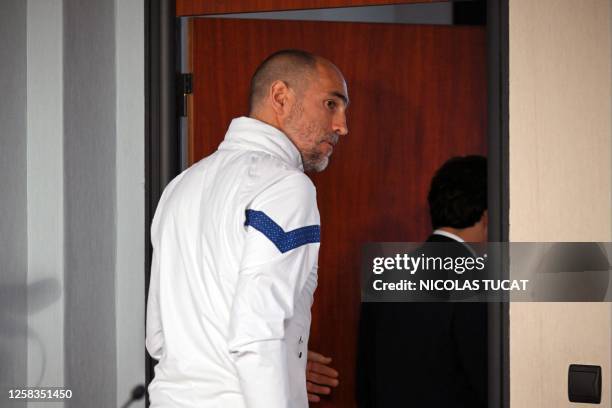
[481,210,488,227]
[269,80,292,116]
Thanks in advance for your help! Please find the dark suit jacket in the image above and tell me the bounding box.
[356,234,488,408]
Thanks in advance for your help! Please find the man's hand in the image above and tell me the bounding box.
[306,350,340,403]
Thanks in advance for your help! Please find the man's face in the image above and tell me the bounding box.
[282,63,349,172]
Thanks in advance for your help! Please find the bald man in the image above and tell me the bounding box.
[146,50,349,408]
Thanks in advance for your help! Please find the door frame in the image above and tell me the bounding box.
[144,1,510,407]
[486,1,510,407]
[144,0,179,404]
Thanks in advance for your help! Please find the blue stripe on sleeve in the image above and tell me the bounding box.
[244,209,320,253]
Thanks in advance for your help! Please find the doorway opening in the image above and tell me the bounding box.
[145,1,509,407]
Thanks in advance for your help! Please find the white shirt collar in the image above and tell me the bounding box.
[218,116,303,171]
[432,229,482,258]
[433,229,465,243]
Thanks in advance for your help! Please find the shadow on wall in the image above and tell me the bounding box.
[532,243,611,301]
[0,278,61,387]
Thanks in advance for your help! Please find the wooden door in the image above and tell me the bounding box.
[187,18,486,406]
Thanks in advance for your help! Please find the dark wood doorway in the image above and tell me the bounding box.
[185,16,486,407]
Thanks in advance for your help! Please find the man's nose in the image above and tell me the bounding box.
[333,113,349,136]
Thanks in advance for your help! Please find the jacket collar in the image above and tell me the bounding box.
[218,116,303,171]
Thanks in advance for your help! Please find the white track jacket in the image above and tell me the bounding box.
[146,117,320,408]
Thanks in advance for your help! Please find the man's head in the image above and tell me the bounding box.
[428,155,488,242]
[249,49,349,172]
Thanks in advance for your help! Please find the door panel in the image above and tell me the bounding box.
[189,18,486,406]
[177,0,442,17]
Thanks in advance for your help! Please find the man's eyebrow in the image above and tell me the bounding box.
[330,91,350,107]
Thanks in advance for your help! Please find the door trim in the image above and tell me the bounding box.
[144,0,179,405]
[486,1,510,407]
[176,0,446,16]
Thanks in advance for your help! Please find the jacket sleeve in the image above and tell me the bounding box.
[145,248,164,360]
[228,173,320,408]
[145,175,182,361]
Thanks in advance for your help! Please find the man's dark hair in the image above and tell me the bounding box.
[248,49,318,113]
[427,155,487,230]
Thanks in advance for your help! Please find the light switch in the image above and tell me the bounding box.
[568,364,601,404]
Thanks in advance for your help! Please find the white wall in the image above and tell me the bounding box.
[63,0,118,404]
[509,0,612,407]
[115,0,146,406]
[1,0,146,406]
[26,4,64,408]
[0,1,28,406]
[62,0,146,406]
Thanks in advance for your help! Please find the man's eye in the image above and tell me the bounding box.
[325,100,337,110]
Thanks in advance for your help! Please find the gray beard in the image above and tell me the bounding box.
[302,154,329,173]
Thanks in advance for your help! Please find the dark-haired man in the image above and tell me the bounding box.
[357,155,488,408]
[146,50,348,407]
[428,155,488,243]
